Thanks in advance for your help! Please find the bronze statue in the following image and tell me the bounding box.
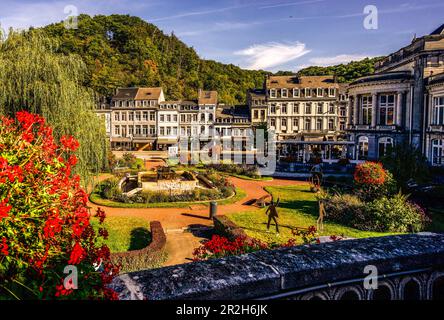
[265,198,280,234]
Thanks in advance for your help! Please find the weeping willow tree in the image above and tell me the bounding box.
[0,29,108,184]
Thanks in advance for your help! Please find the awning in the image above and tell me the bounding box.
[157,138,178,145]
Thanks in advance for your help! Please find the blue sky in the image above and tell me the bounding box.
[1,0,443,72]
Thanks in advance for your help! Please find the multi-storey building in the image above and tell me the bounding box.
[247,75,350,162]
[109,87,164,150]
[157,101,180,151]
[247,89,267,125]
[347,25,444,163]
[425,73,444,166]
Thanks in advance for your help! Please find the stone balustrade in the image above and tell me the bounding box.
[110,233,444,300]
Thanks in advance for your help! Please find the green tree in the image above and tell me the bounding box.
[0,30,108,183]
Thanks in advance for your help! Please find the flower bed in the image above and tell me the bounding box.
[110,221,167,273]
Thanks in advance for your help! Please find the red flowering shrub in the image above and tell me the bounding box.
[193,226,320,261]
[0,111,118,299]
[353,161,396,201]
[354,161,387,185]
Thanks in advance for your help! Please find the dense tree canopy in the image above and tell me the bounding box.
[41,14,269,104]
[0,30,108,182]
[297,57,385,83]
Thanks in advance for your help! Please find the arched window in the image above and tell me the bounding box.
[432,139,444,165]
[200,126,206,134]
[378,137,393,157]
[358,136,369,160]
[208,113,214,122]
[361,95,373,125]
[201,113,206,122]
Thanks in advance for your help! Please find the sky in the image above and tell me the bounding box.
[1,0,443,72]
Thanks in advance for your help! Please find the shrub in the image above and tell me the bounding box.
[0,112,118,299]
[367,193,430,233]
[354,162,396,201]
[97,178,121,200]
[324,194,368,229]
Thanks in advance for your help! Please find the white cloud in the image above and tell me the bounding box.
[235,42,311,70]
[309,54,372,66]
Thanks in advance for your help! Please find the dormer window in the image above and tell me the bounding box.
[329,88,336,97]
[281,89,288,98]
[270,89,277,98]
[305,88,312,98]
[293,88,300,97]
[317,88,323,97]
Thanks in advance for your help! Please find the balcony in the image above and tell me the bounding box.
[429,125,444,132]
[376,125,397,131]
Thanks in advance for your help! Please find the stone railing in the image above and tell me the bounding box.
[110,233,444,300]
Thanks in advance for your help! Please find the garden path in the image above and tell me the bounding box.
[88,177,306,266]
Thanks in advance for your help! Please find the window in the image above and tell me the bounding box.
[317,103,323,114]
[149,127,155,135]
[433,96,444,125]
[114,125,120,136]
[293,118,299,130]
[432,139,444,165]
[339,121,346,131]
[329,103,335,114]
[270,105,276,114]
[160,115,164,122]
[160,127,165,135]
[253,110,259,119]
[329,88,336,97]
[327,119,334,131]
[129,112,134,121]
[282,104,287,114]
[208,114,213,121]
[281,118,287,127]
[316,118,323,131]
[358,136,369,160]
[293,104,300,114]
[261,110,265,119]
[305,118,311,131]
[142,125,148,135]
[121,113,127,121]
[201,113,206,122]
[166,115,171,122]
[128,126,134,136]
[173,115,178,122]
[201,126,206,134]
[361,96,373,125]
[114,113,120,121]
[142,112,148,121]
[317,88,323,97]
[305,103,312,115]
[135,125,141,135]
[135,112,141,121]
[270,118,276,127]
[305,88,312,98]
[379,94,395,125]
[270,89,277,98]
[378,137,393,157]
[281,89,288,98]
[293,88,300,97]
[121,126,127,137]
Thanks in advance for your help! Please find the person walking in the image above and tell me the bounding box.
[265,198,280,234]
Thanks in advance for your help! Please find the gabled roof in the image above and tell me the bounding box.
[198,90,218,105]
[430,24,444,35]
[113,87,163,100]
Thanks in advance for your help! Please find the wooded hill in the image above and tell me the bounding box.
[40,14,383,103]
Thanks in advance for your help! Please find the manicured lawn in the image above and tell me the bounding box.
[91,216,151,253]
[89,187,246,208]
[227,185,398,245]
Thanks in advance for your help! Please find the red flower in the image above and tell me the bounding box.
[0,237,9,256]
[68,242,85,265]
[60,135,80,151]
[0,199,12,220]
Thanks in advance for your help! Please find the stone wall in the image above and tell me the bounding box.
[110,233,444,300]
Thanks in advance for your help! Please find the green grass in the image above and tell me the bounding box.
[228,173,273,181]
[91,216,151,253]
[227,185,398,245]
[90,187,246,208]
